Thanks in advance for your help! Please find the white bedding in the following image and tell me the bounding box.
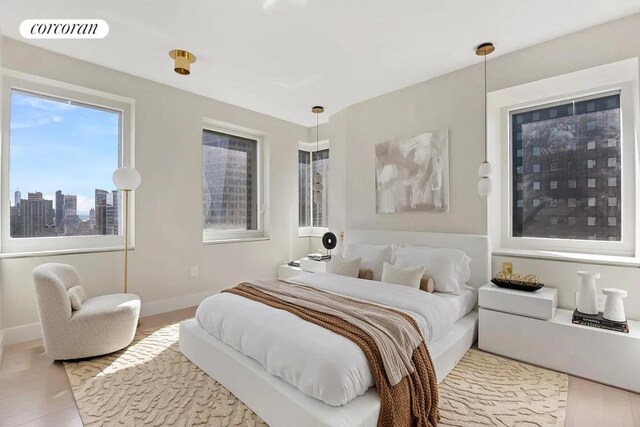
[195,273,475,407]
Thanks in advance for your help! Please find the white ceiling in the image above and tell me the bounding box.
[1,1,639,126]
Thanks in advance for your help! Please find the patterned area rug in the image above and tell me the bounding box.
[438,350,567,426]
[64,323,567,427]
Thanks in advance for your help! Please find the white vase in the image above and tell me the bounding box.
[603,288,627,322]
[577,271,600,315]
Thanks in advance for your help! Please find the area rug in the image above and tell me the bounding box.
[64,323,567,427]
[438,349,567,426]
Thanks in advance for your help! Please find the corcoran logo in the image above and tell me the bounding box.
[19,19,109,39]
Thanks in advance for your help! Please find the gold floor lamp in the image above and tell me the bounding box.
[113,167,141,293]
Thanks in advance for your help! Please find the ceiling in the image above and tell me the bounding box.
[1,1,639,126]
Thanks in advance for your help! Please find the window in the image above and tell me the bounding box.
[1,75,132,254]
[298,140,329,235]
[489,58,638,258]
[298,150,311,227]
[511,92,621,242]
[202,125,264,242]
[311,149,330,227]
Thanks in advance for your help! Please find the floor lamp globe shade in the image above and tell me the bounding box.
[478,177,492,196]
[113,167,141,191]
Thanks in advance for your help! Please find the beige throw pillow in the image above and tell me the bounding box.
[327,256,361,278]
[381,262,425,289]
[68,285,87,311]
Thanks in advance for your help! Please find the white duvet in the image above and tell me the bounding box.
[196,273,460,407]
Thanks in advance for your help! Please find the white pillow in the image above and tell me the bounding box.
[343,243,392,281]
[393,246,471,294]
[327,256,361,278]
[68,285,87,311]
[381,262,425,289]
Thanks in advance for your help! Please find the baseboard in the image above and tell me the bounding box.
[140,290,216,317]
[0,290,217,347]
[2,322,42,346]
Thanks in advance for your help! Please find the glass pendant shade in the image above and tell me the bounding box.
[313,191,322,204]
[313,172,323,204]
[478,177,492,197]
[113,167,141,191]
[478,161,492,177]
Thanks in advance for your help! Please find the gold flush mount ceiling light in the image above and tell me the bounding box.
[169,49,196,75]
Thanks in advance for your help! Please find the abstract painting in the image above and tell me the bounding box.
[375,130,449,213]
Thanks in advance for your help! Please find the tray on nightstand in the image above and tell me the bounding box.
[491,278,544,292]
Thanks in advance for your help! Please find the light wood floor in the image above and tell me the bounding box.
[1,306,638,427]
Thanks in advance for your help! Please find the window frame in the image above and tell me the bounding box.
[298,139,329,237]
[487,59,639,258]
[0,71,135,255]
[509,91,623,244]
[201,119,266,243]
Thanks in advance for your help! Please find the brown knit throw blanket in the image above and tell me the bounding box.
[222,280,439,427]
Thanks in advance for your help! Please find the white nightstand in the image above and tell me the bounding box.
[278,257,330,280]
[299,257,328,273]
[479,282,558,320]
[479,282,640,393]
[278,264,303,280]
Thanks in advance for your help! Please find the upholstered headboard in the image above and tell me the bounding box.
[344,229,491,290]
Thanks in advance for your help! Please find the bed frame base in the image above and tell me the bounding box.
[179,310,477,427]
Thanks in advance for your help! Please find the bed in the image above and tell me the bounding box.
[179,230,490,427]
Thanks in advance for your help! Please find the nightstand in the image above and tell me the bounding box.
[278,256,330,280]
[299,257,328,273]
[278,264,303,280]
[479,282,640,393]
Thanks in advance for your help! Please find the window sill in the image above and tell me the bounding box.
[0,246,134,260]
[203,237,270,245]
[299,227,329,238]
[493,248,640,268]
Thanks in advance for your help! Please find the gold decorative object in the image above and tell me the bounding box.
[502,262,513,275]
[169,49,196,75]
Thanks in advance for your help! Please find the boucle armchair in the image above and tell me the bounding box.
[33,263,141,360]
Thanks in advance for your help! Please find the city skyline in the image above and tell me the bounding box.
[9,90,120,216]
[11,188,119,238]
[10,188,117,219]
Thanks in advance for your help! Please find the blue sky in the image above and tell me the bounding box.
[10,90,119,216]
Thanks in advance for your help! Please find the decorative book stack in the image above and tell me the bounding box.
[308,253,331,261]
[572,309,629,333]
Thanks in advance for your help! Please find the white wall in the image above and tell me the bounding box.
[0,38,310,334]
[0,34,3,344]
[325,13,640,319]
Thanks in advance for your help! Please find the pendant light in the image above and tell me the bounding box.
[169,49,196,75]
[312,106,324,205]
[476,42,495,196]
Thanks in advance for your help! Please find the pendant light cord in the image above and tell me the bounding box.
[484,53,487,163]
